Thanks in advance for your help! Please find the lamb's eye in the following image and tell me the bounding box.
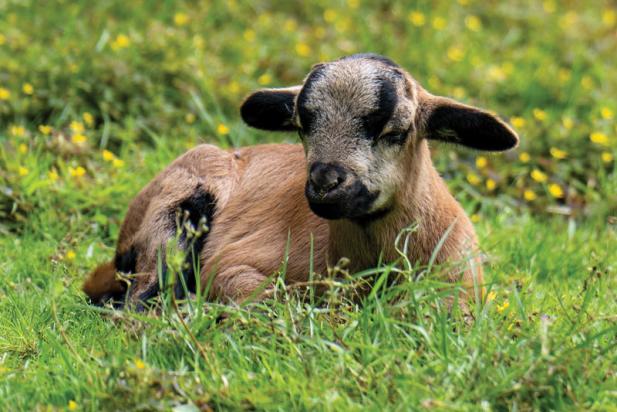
[380,131,407,145]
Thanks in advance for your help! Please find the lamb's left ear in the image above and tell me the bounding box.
[421,95,519,151]
[240,86,301,131]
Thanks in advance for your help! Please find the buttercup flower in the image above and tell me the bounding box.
[39,125,52,135]
[0,87,10,100]
[531,169,548,183]
[524,189,537,201]
[590,132,609,146]
[548,183,564,198]
[465,15,482,31]
[22,83,34,95]
[217,123,230,135]
[549,147,567,159]
[408,11,425,26]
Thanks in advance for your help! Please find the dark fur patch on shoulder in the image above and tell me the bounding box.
[114,246,137,273]
[172,188,216,299]
[241,90,297,131]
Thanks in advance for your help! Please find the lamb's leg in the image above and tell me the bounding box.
[205,264,274,303]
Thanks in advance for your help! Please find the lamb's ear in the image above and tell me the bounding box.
[240,86,301,131]
[421,95,519,151]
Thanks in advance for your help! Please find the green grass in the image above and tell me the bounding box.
[1,208,616,410]
[1,0,616,410]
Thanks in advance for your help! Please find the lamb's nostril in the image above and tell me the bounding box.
[309,162,347,194]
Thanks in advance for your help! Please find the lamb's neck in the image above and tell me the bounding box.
[328,141,439,270]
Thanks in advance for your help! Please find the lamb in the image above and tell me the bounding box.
[83,54,519,309]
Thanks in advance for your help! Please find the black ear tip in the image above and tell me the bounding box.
[240,92,263,127]
[496,119,520,151]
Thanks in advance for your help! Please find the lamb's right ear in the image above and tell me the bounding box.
[240,86,301,131]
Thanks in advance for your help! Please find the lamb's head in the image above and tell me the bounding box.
[241,54,519,221]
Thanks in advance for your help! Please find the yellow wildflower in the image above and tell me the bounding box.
[580,75,593,90]
[447,46,464,62]
[217,123,230,135]
[347,0,359,8]
[257,73,271,86]
[452,87,465,99]
[65,250,76,261]
[510,116,526,129]
[18,166,29,176]
[0,87,10,100]
[601,152,613,163]
[531,169,548,183]
[69,166,86,178]
[471,214,480,223]
[185,113,196,124]
[458,0,469,5]
[323,9,337,23]
[602,9,616,26]
[408,11,426,27]
[465,15,482,31]
[70,121,84,133]
[548,183,564,198]
[562,117,574,129]
[432,16,447,30]
[0,33,5,45]
[559,11,577,30]
[68,400,78,411]
[466,172,481,185]
[134,358,146,369]
[295,42,311,57]
[102,150,115,161]
[71,134,87,144]
[22,83,34,95]
[590,132,609,146]
[39,124,52,135]
[284,19,298,32]
[173,12,189,26]
[110,34,130,50]
[519,152,530,163]
[542,0,556,13]
[496,300,510,313]
[18,143,28,154]
[475,156,488,169]
[10,125,26,137]
[48,169,59,181]
[532,108,547,122]
[600,107,614,120]
[486,290,497,303]
[243,30,256,42]
[487,65,506,82]
[82,112,94,127]
[549,147,567,159]
[524,189,537,201]
[486,179,496,191]
[112,158,125,168]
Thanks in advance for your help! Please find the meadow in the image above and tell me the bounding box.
[0,0,616,410]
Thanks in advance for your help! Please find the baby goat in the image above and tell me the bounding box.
[83,54,518,308]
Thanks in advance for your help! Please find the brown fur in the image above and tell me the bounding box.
[84,54,517,307]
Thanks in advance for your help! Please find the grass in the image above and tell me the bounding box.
[1,208,616,410]
[1,0,616,410]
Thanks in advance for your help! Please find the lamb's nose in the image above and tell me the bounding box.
[309,162,347,194]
